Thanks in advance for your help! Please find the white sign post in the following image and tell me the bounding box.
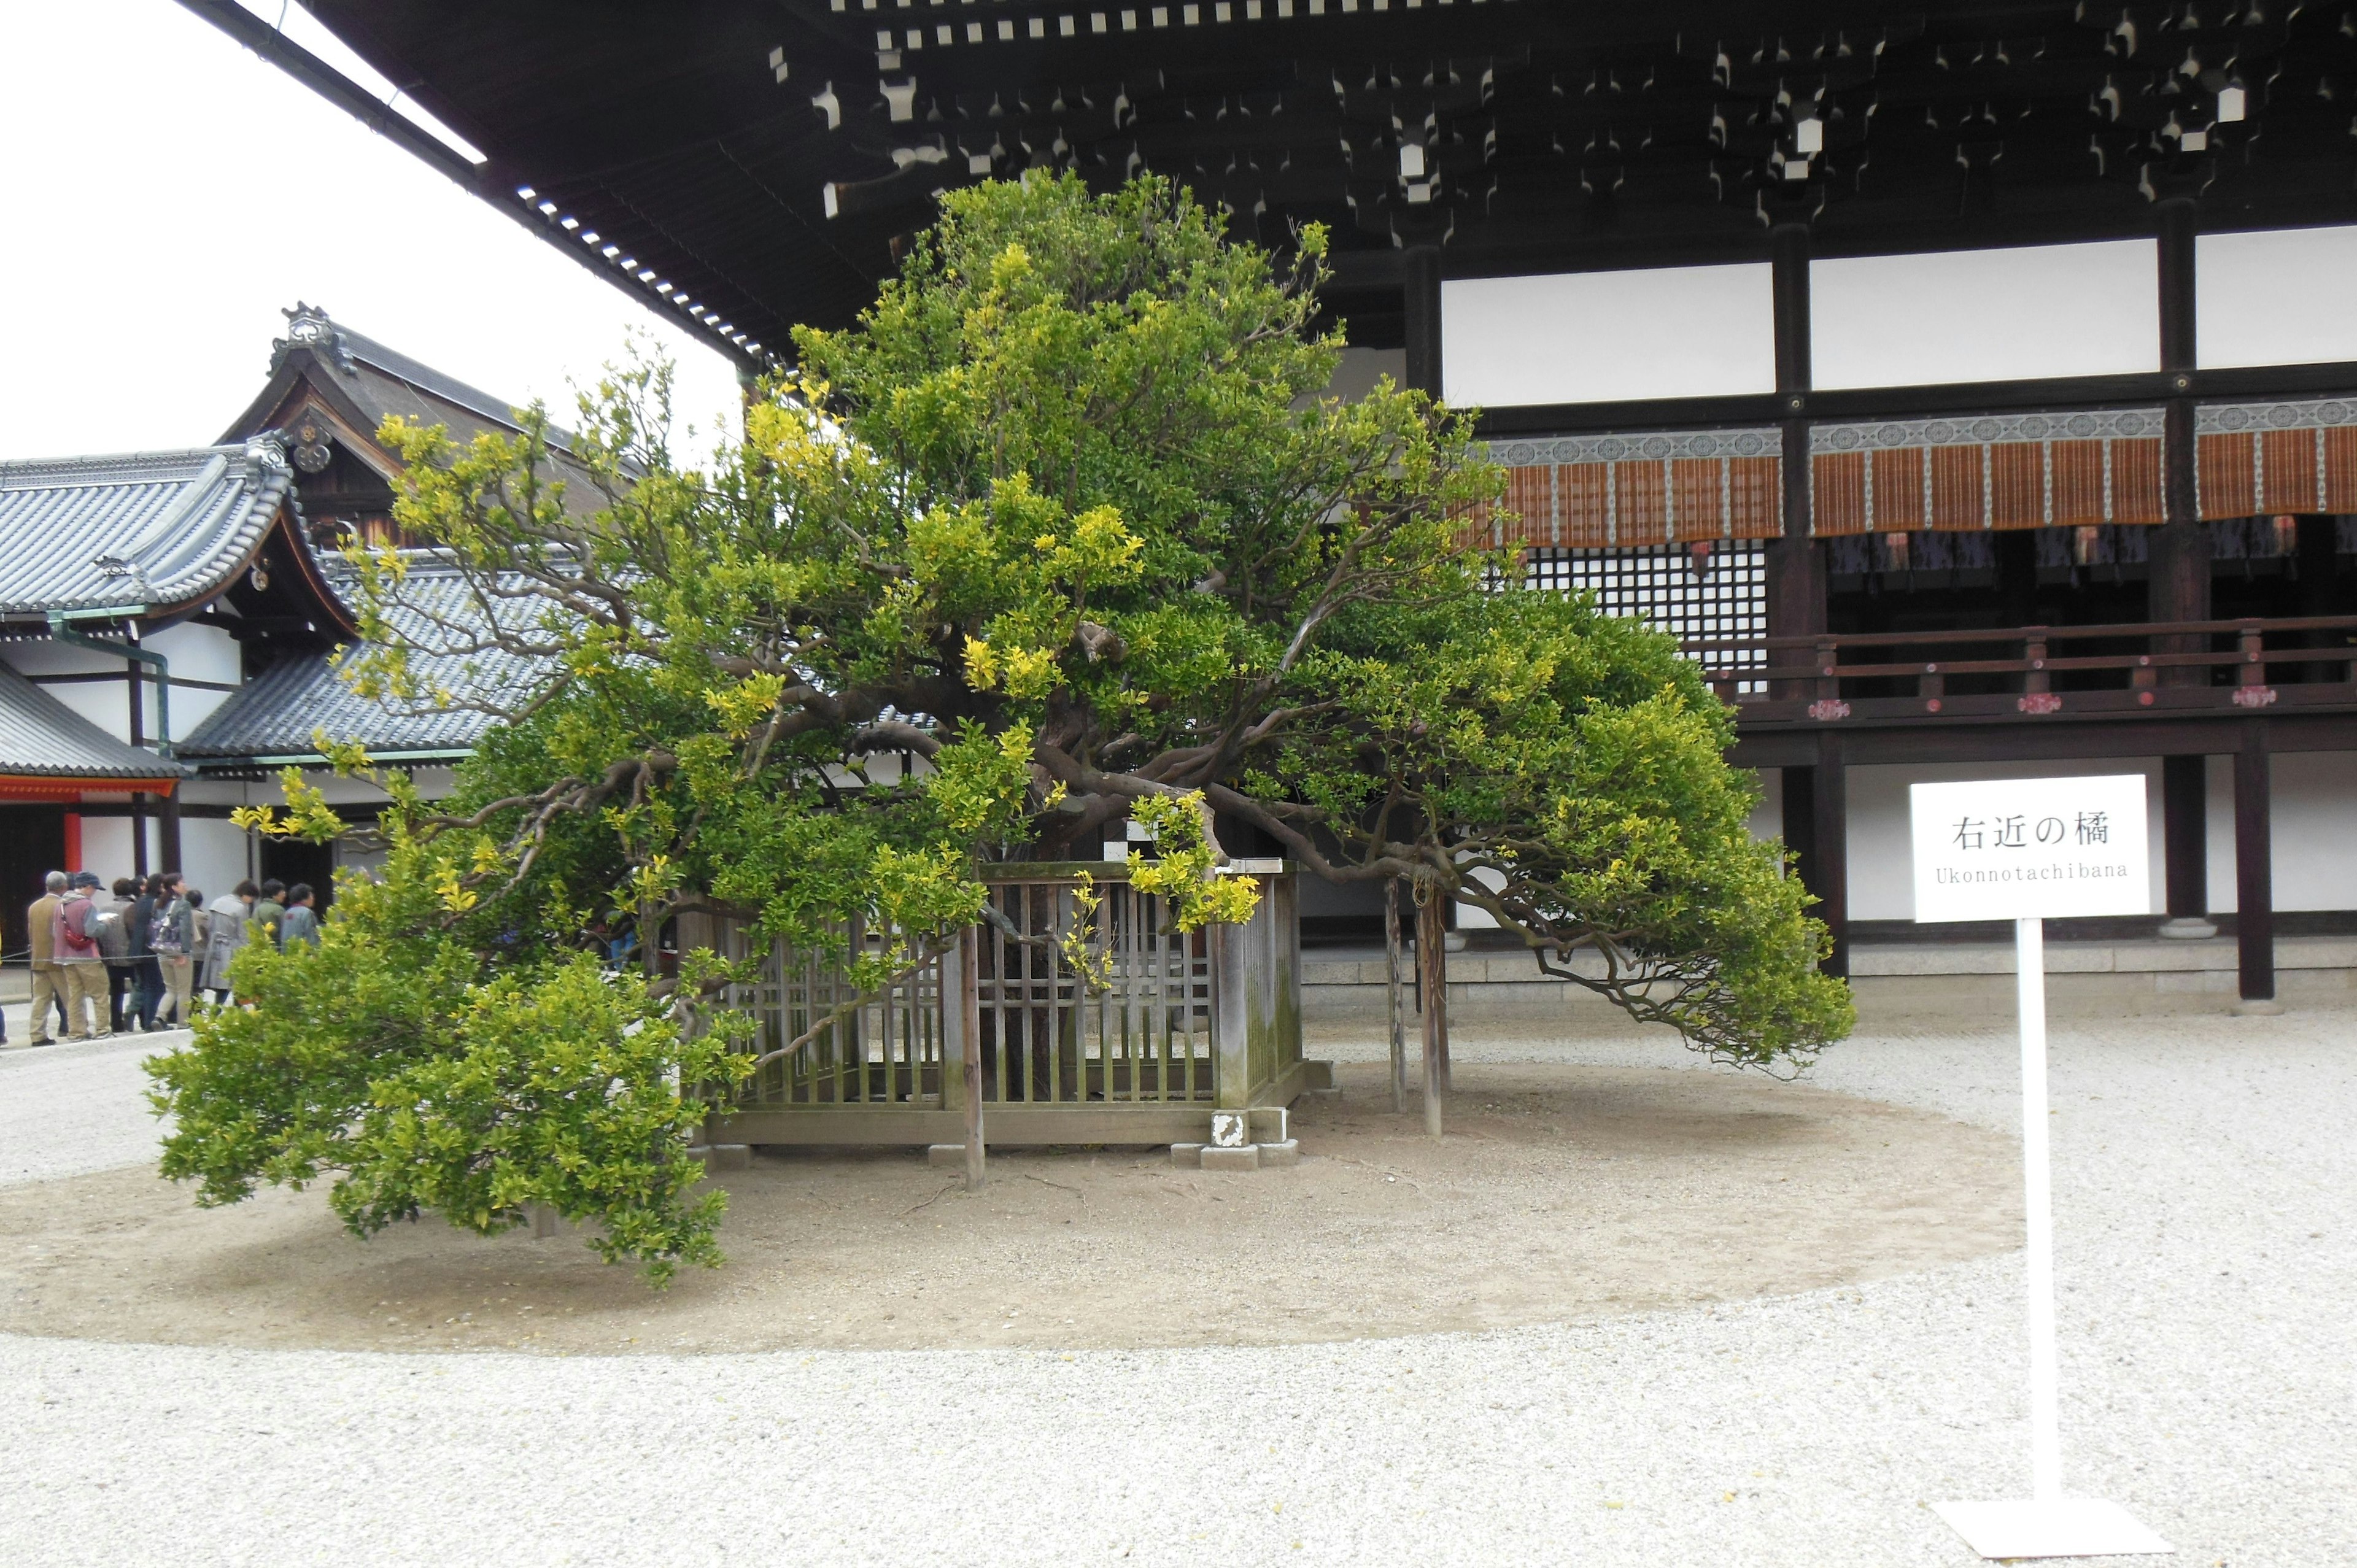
[1910,775,2172,1560]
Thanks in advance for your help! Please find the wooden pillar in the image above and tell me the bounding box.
[2151,199,2210,681]
[948,929,986,1189]
[2233,722,2275,1006]
[1781,764,1817,882]
[1766,220,1824,700]
[1812,730,1849,978]
[158,788,182,875]
[2161,754,2209,922]
[1402,245,1443,399]
[1416,889,1447,1137]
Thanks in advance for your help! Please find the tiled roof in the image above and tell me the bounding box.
[0,662,188,781]
[180,559,559,762]
[0,442,296,618]
[234,307,621,515]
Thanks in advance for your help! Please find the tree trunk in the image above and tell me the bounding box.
[1417,889,1446,1139]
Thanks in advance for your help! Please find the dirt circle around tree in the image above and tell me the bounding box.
[0,1061,2021,1356]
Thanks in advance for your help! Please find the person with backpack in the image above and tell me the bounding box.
[99,877,139,1032]
[150,876,198,1027]
[199,881,257,1005]
[53,871,110,1040]
[127,873,166,1032]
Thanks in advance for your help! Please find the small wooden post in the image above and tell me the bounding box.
[1416,889,1446,1140]
[955,927,986,1190]
[1384,878,1407,1113]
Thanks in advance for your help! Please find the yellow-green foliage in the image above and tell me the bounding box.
[152,173,1849,1288]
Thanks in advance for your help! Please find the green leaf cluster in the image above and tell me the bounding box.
[152,171,1851,1285]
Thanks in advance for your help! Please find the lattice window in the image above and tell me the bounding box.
[1519,545,1768,691]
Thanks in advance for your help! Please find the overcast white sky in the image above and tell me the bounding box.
[0,2,745,463]
[7,3,2356,442]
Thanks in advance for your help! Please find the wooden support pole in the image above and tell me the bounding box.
[956,927,986,1189]
[1385,878,1407,1114]
[2162,754,2208,921]
[1781,764,1817,889]
[158,788,182,875]
[1402,245,1443,398]
[1812,729,1849,979]
[1416,889,1446,1139]
[1767,221,1822,698]
[2234,723,2275,1005]
[2153,199,2210,686]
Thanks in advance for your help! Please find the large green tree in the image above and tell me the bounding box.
[149,174,1849,1281]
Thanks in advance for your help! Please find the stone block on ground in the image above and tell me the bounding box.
[1169,1142,1205,1168]
[1258,1138,1300,1168]
[1199,1144,1260,1172]
[926,1143,966,1167]
[700,1143,752,1171]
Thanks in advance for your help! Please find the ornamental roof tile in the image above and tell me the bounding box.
[0,442,296,619]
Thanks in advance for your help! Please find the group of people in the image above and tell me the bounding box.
[14,872,320,1046]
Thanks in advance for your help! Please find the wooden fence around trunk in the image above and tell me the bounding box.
[683,860,1309,1148]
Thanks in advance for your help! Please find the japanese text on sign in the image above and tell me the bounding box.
[1910,775,2150,922]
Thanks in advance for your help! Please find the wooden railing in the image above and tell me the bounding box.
[972,873,1217,1106]
[1681,613,2357,720]
[691,861,1301,1123]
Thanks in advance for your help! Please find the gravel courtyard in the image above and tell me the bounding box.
[3,1006,2352,1567]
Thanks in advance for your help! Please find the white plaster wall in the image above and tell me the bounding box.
[177,817,254,903]
[1811,239,2159,389]
[1321,347,1406,404]
[1441,263,1776,407]
[145,620,245,737]
[2197,226,2357,369]
[1,641,118,679]
[2201,751,2357,913]
[76,816,137,883]
[1838,759,2170,922]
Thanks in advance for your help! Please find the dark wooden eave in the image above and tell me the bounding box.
[178,1,2357,361]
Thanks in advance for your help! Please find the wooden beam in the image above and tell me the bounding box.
[1474,360,2357,441]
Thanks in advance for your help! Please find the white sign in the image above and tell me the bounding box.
[1909,774,2150,924]
[1915,774,2171,1559]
